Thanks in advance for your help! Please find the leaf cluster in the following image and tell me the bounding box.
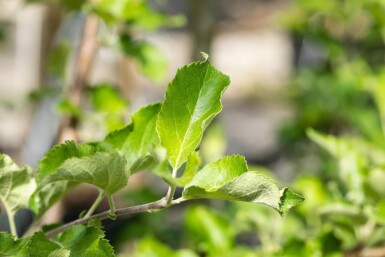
[0,59,303,256]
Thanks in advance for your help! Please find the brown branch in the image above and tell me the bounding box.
[45,198,168,238]
[57,15,99,143]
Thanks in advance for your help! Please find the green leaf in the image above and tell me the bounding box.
[279,188,305,216]
[151,151,201,187]
[183,155,280,210]
[104,103,161,170]
[0,232,30,256]
[27,225,115,257]
[184,206,233,253]
[30,181,77,219]
[183,155,301,214]
[157,60,230,169]
[57,225,114,257]
[89,84,128,113]
[30,141,97,217]
[176,151,201,186]
[28,232,61,257]
[39,152,128,195]
[36,140,97,182]
[0,154,36,215]
[119,35,168,82]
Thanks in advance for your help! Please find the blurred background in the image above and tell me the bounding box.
[2,0,385,256]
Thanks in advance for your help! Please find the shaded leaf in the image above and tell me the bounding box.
[39,152,128,195]
[28,225,115,257]
[151,152,200,187]
[28,232,61,257]
[57,225,114,257]
[279,188,305,216]
[0,154,36,215]
[157,60,230,169]
[31,141,97,217]
[104,103,161,170]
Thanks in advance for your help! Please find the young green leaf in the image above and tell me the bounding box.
[104,103,161,171]
[151,151,201,187]
[56,225,115,257]
[27,225,115,257]
[157,60,230,169]
[39,152,128,195]
[0,154,36,228]
[0,232,30,256]
[36,140,97,182]
[30,181,77,219]
[28,232,62,257]
[183,155,301,214]
[279,188,305,216]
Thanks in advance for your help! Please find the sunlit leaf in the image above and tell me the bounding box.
[157,60,230,169]
[183,155,302,214]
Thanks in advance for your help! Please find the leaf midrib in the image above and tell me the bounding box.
[174,63,210,168]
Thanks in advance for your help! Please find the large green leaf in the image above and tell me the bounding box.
[39,152,128,195]
[30,141,97,217]
[157,60,230,169]
[104,103,161,171]
[36,140,97,182]
[183,155,303,215]
[0,154,36,215]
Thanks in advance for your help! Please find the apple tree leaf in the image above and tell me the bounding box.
[156,60,230,169]
[0,154,36,216]
[183,155,303,215]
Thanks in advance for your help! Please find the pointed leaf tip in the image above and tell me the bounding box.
[279,188,304,216]
[200,52,209,61]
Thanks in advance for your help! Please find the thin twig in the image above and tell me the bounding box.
[45,198,168,238]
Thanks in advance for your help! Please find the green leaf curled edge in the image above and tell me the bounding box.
[39,152,128,195]
[157,60,231,169]
[279,188,305,216]
[0,154,36,215]
[182,155,303,215]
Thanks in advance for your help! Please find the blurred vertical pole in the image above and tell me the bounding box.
[189,0,217,61]
[57,15,99,143]
[39,3,64,83]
